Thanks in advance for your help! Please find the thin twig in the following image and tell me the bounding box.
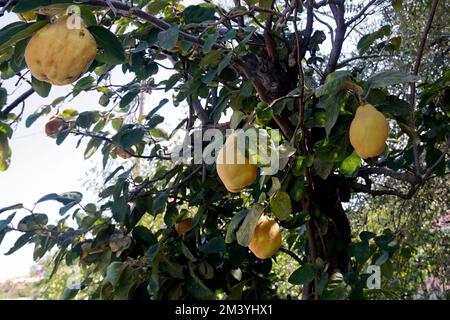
[345,0,379,27]
[409,0,440,175]
[280,247,303,265]
[0,0,13,16]
[423,136,450,179]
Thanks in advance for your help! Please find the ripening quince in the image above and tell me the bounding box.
[349,104,389,159]
[175,218,194,236]
[113,146,132,159]
[45,116,67,138]
[25,16,97,85]
[17,11,38,21]
[216,133,257,193]
[248,215,282,259]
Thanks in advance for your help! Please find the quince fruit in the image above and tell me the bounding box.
[25,16,97,85]
[45,116,68,138]
[349,104,389,159]
[248,215,282,259]
[113,146,132,159]
[216,133,257,193]
[175,218,194,236]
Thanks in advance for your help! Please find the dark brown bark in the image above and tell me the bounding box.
[312,175,351,273]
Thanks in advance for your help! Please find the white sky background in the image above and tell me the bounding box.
[0,0,371,282]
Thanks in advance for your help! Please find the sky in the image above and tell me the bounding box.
[0,1,367,282]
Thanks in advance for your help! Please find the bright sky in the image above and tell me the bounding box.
[0,0,367,282]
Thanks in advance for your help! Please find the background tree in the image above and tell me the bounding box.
[0,0,448,300]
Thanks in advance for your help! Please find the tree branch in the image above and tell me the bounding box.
[335,54,394,69]
[409,0,440,175]
[189,96,211,125]
[0,0,13,16]
[74,129,170,160]
[0,88,34,116]
[0,0,224,50]
[350,182,417,200]
[358,166,418,184]
[298,2,314,60]
[345,0,379,27]
[233,59,294,139]
[423,136,450,179]
[323,1,346,79]
[280,247,303,265]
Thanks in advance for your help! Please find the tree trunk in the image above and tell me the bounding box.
[232,36,352,299]
[313,175,351,273]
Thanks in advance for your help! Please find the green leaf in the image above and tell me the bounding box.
[17,214,48,232]
[120,91,139,109]
[80,6,97,27]
[13,0,72,13]
[316,72,351,135]
[0,20,48,52]
[0,212,15,229]
[99,94,110,106]
[74,76,95,93]
[25,105,51,128]
[180,242,197,262]
[147,99,169,120]
[323,91,345,135]
[288,264,316,285]
[203,31,219,54]
[183,4,216,24]
[375,250,390,265]
[152,191,169,213]
[367,71,419,89]
[111,197,129,224]
[198,236,226,254]
[164,74,182,91]
[225,210,247,243]
[359,231,376,241]
[368,92,411,121]
[88,26,125,65]
[0,212,16,245]
[113,125,145,149]
[340,152,361,176]
[84,138,102,159]
[12,38,28,66]
[0,87,7,107]
[349,241,369,263]
[104,262,126,288]
[217,51,232,75]
[157,26,179,50]
[5,232,33,255]
[77,111,99,129]
[236,204,264,247]
[391,0,403,11]
[60,288,79,300]
[357,25,391,55]
[313,158,333,180]
[146,0,171,15]
[32,76,51,97]
[0,132,11,172]
[270,192,292,221]
[186,262,214,298]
